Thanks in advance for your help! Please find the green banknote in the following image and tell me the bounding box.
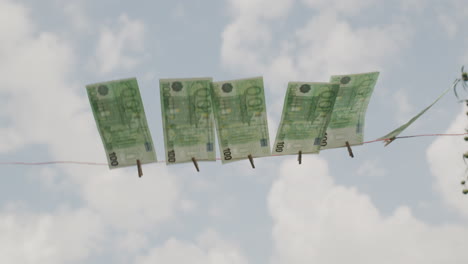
[160,78,216,164]
[273,82,339,155]
[321,72,379,149]
[86,78,157,169]
[379,85,451,146]
[211,77,271,163]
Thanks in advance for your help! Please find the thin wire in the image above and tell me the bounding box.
[0,161,108,166]
[0,132,466,166]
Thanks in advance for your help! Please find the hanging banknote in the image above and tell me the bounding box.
[86,78,157,169]
[321,72,380,149]
[379,84,451,146]
[273,82,339,156]
[160,78,216,164]
[211,77,271,163]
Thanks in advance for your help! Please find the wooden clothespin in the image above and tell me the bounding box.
[345,141,354,158]
[192,157,200,172]
[298,151,302,165]
[248,154,255,169]
[137,160,143,177]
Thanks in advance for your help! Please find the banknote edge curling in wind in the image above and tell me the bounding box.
[379,83,452,146]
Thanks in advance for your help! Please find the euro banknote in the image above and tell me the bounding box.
[321,72,379,149]
[86,78,157,169]
[211,77,271,163]
[273,82,339,156]
[160,78,216,164]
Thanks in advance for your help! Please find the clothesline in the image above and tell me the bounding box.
[0,133,465,167]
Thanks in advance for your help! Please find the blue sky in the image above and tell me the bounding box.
[0,0,467,263]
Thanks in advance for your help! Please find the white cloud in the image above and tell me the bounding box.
[0,0,105,175]
[136,230,249,264]
[221,5,411,98]
[399,0,428,14]
[82,166,180,231]
[0,0,33,51]
[301,0,376,15]
[435,0,468,40]
[221,18,270,74]
[63,1,90,32]
[393,89,415,124]
[0,207,104,264]
[180,199,198,213]
[221,0,295,76]
[0,0,182,260]
[208,195,236,220]
[116,232,150,255]
[92,14,147,74]
[269,156,468,264]
[52,0,90,32]
[172,3,186,19]
[357,158,387,178]
[292,13,410,78]
[427,105,468,218]
[0,0,78,153]
[437,14,458,38]
[227,0,294,19]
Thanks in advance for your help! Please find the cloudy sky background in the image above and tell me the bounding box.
[0,0,467,263]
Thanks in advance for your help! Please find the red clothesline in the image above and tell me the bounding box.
[1,133,466,166]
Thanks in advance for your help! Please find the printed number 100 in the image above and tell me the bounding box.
[109,152,119,166]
